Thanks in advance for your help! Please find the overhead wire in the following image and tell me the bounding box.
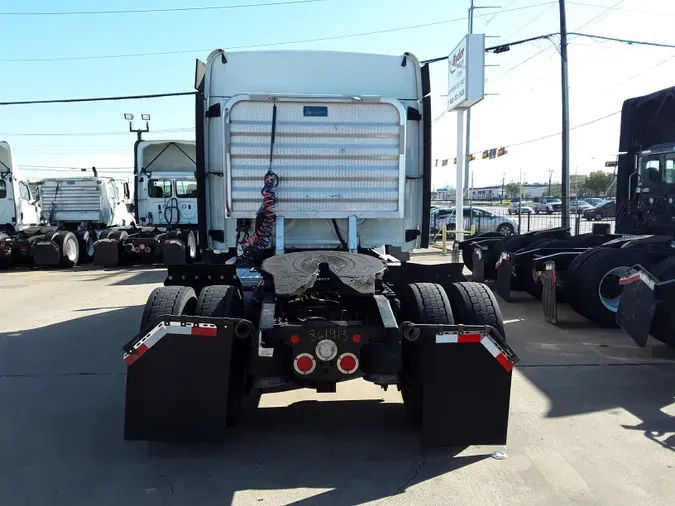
[0,128,193,136]
[0,0,331,16]
[0,2,558,63]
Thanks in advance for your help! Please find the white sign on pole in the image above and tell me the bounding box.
[447,34,486,111]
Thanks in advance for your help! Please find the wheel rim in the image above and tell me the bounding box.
[64,237,77,262]
[86,237,95,257]
[498,225,513,236]
[598,266,632,312]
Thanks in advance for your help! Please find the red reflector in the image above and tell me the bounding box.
[93,241,100,247]
[620,273,641,285]
[296,355,314,373]
[290,334,300,344]
[352,333,362,343]
[50,242,58,249]
[191,326,217,337]
[164,240,172,245]
[145,247,151,253]
[134,247,141,253]
[457,333,482,343]
[337,353,358,374]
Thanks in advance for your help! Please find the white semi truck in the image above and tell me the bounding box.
[1,141,134,267]
[94,140,199,266]
[121,50,518,448]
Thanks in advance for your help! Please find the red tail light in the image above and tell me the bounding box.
[337,353,358,375]
[134,247,141,253]
[144,247,151,253]
[290,334,300,344]
[352,334,362,344]
[294,353,316,375]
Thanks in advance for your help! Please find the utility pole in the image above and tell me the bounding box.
[501,172,505,200]
[464,1,500,197]
[559,0,571,227]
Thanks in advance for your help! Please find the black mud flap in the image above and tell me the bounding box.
[616,267,657,348]
[94,239,120,267]
[32,241,60,266]
[123,316,254,442]
[472,248,485,282]
[496,253,513,302]
[162,238,187,265]
[404,323,519,448]
[542,261,558,324]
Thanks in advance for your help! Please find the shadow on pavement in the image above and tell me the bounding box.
[0,307,489,506]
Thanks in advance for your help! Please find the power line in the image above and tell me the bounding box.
[570,32,675,50]
[0,91,195,107]
[0,2,557,63]
[0,128,193,136]
[568,2,675,18]
[0,0,328,16]
[18,165,133,171]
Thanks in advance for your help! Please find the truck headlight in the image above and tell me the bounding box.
[648,197,655,205]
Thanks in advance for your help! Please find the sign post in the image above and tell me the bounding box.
[447,34,485,242]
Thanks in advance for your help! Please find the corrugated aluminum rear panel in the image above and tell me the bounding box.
[228,99,405,218]
[40,178,103,222]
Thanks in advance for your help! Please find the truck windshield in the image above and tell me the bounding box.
[640,156,662,184]
[148,179,172,198]
[176,180,198,198]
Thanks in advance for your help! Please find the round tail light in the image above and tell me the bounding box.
[144,247,151,253]
[134,247,141,253]
[337,353,359,375]
[294,353,316,375]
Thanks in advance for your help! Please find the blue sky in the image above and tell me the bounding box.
[1,0,673,189]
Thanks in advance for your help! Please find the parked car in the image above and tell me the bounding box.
[433,206,519,235]
[570,200,593,214]
[507,202,533,215]
[582,197,606,207]
[534,197,562,214]
[583,200,616,220]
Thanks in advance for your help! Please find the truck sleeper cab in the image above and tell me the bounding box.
[122,50,518,449]
[94,140,199,267]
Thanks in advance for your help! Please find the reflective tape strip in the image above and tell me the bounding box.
[435,331,514,372]
[480,335,513,372]
[619,273,641,286]
[123,322,218,365]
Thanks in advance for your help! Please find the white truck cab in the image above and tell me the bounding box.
[0,141,41,233]
[135,140,198,227]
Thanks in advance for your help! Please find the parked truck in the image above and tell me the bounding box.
[94,140,199,267]
[121,50,519,448]
[1,141,134,267]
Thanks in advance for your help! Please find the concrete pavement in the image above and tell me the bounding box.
[0,263,673,505]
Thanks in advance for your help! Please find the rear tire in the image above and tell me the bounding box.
[54,231,80,267]
[196,285,254,427]
[77,230,96,263]
[399,283,454,425]
[139,286,197,332]
[566,247,648,327]
[445,282,506,338]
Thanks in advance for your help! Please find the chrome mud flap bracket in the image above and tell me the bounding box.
[93,239,120,267]
[402,323,519,448]
[472,247,485,282]
[122,315,255,442]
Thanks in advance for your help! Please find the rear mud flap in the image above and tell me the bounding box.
[472,248,485,282]
[542,261,558,324]
[162,239,187,265]
[496,253,513,302]
[123,316,252,442]
[407,324,518,448]
[32,242,60,266]
[94,240,120,267]
[616,268,657,348]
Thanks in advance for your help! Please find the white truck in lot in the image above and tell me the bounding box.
[121,49,519,449]
[1,141,134,267]
[94,140,199,266]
